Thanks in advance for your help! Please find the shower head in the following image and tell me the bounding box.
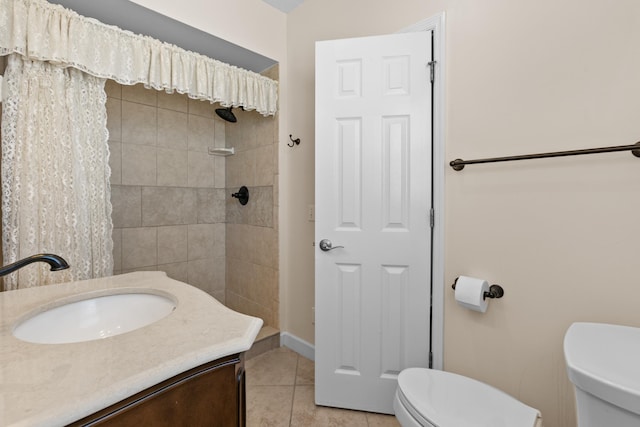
[215,107,237,123]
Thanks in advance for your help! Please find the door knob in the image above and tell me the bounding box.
[319,239,344,252]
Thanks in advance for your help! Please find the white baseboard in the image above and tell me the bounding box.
[280,331,315,361]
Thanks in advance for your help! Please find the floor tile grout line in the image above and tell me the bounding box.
[288,353,299,426]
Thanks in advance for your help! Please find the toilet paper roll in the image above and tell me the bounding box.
[454,276,490,313]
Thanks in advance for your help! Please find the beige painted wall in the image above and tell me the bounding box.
[286,1,640,427]
[128,0,286,62]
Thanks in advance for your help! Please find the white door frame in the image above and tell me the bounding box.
[399,12,446,370]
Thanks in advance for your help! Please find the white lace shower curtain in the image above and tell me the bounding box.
[1,54,113,289]
[0,0,278,116]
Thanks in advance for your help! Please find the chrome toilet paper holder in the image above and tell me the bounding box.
[452,277,504,300]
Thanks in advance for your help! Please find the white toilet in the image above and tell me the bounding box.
[564,322,640,427]
[394,368,542,427]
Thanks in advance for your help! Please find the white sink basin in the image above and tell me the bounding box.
[13,291,177,344]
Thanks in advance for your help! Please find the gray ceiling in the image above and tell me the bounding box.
[49,0,278,73]
[262,0,305,13]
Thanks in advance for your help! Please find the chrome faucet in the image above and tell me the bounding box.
[0,254,70,277]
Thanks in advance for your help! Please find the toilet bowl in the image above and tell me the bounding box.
[394,368,542,427]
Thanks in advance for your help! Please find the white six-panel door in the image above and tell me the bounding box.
[315,32,433,414]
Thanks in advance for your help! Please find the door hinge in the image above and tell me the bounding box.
[429,208,435,228]
[427,60,437,84]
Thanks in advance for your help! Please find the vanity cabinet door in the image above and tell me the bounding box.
[69,354,245,427]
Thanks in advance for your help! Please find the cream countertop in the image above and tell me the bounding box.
[0,271,263,427]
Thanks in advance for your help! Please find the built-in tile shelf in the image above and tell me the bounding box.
[208,147,235,156]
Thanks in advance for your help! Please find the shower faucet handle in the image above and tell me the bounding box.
[231,186,249,205]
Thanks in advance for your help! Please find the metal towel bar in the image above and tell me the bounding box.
[450,142,640,171]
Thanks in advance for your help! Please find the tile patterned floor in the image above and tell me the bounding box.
[245,347,401,427]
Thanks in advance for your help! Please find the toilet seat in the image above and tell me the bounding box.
[395,368,541,427]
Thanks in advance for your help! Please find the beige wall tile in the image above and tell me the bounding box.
[106,98,122,142]
[112,228,122,272]
[255,145,275,186]
[225,223,248,261]
[110,185,141,228]
[188,98,215,117]
[251,225,278,269]
[105,79,122,99]
[227,185,269,226]
[226,291,268,324]
[108,142,122,185]
[187,151,215,188]
[272,206,279,233]
[122,83,157,106]
[272,138,279,171]
[256,117,276,148]
[122,101,157,146]
[226,257,251,298]
[122,144,157,186]
[157,225,188,265]
[188,223,224,260]
[187,114,215,152]
[210,290,225,304]
[225,192,245,225]
[188,258,225,295]
[226,149,255,189]
[197,188,226,224]
[214,119,226,147]
[121,227,157,269]
[241,111,259,151]
[247,186,273,227]
[122,266,157,274]
[225,118,241,150]
[157,109,188,150]
[214,155,226,189]
[252,264,278,306]
[224,291,241,313]
[141,187,197,226]
[157,91,188,112]
[224,110,280,328]
[226,282,279,328]
[158,262,188,283]
[273,173,279,207]
[106,82,279,329]
[157,148,187,187]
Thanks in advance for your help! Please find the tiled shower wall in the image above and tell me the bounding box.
[225,65,279,329]
[106,81,228,302]
[106,63,279,328]
[225,113,279,328]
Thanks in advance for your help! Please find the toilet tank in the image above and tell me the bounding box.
[564,322,640,427]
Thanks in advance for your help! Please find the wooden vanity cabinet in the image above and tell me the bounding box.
[68,354,246,427]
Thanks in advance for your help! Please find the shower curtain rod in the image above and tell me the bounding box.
[449,142,640,171]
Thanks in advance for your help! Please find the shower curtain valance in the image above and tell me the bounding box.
[0,0,278,116]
